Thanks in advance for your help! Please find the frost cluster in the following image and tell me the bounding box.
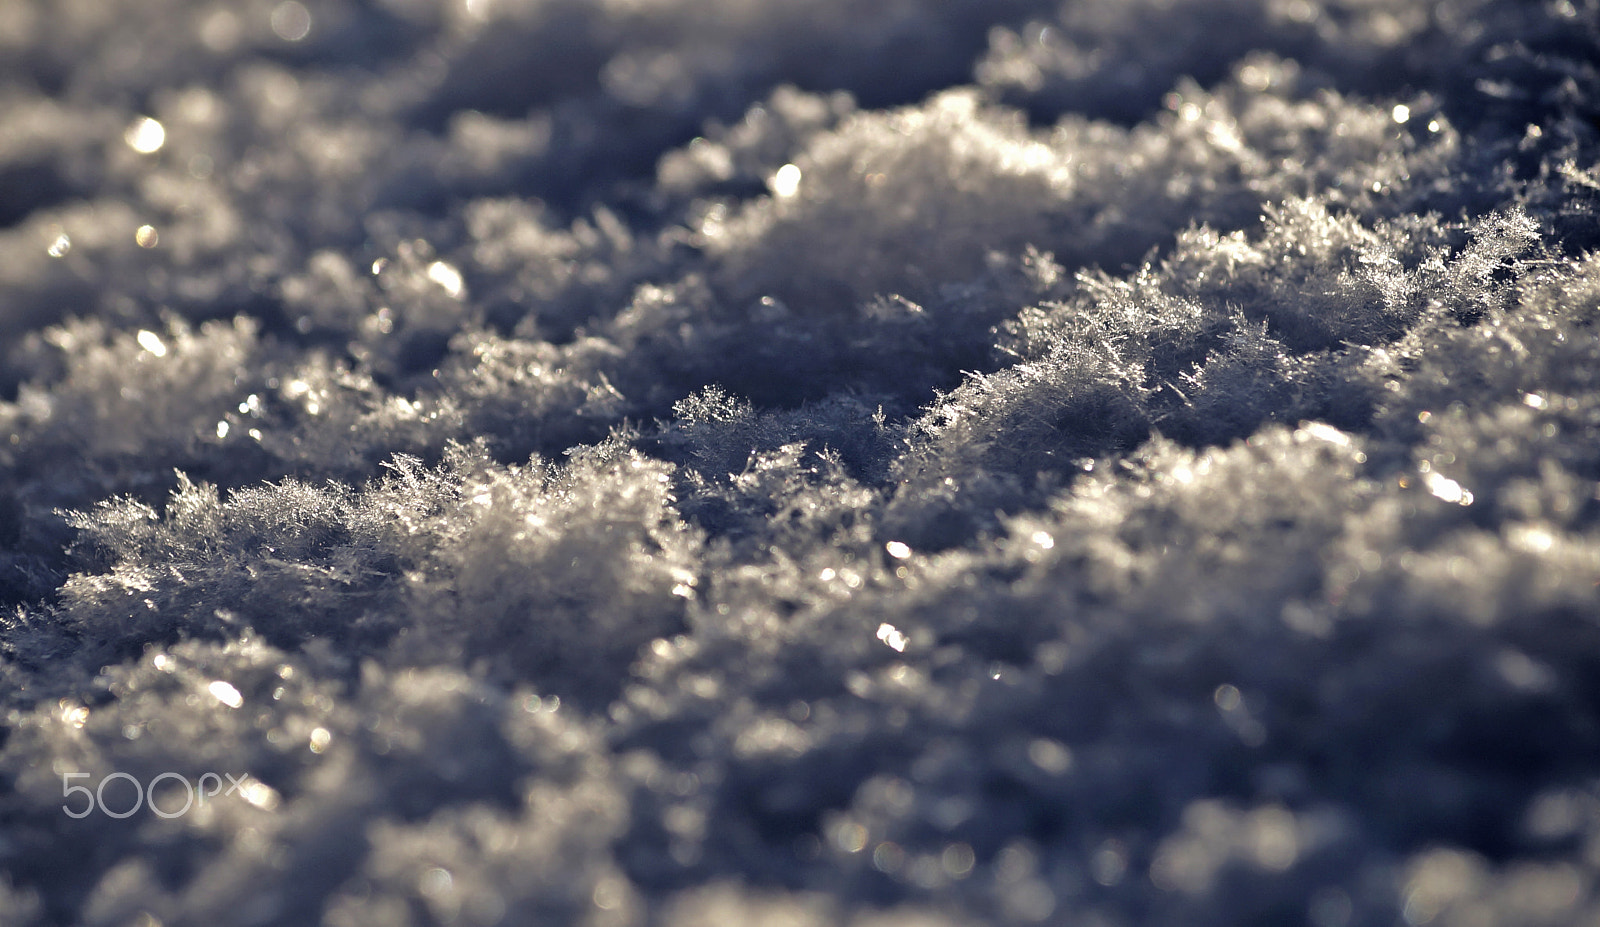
[2,0,1600,924]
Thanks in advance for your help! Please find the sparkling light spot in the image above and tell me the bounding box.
[1031,530,1055,549]
[885,540,912,559]
[238,779,280,810]
[772,163,802,198]
[136,330,168,357]
[426,261,464,298]
[833,821,868,853]
[309,727,331,754]
[1423,471,1473,506]
[125,117,166,154]
[208,680,243,709]
[1392,104,1411,124]
[1238,63,1271,92]
[270,1,312,41]
[1514,526,1555,553]
[1299,421,1351,446]
[46,231,71,258]
[135,225,159,248]
[876,622,908,653]
[59,700,89,729]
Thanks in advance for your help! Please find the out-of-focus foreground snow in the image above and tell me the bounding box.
[2,1,1600,924]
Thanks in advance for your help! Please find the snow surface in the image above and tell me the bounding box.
[1,0,1599,924]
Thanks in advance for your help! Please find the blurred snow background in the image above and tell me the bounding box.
[1,0,1599,924]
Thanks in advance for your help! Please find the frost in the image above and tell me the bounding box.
[392,439,703,703]
[3,0,1600,923]
[979,0,1600,136]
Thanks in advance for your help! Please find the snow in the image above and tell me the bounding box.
[2,0,1600,924]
